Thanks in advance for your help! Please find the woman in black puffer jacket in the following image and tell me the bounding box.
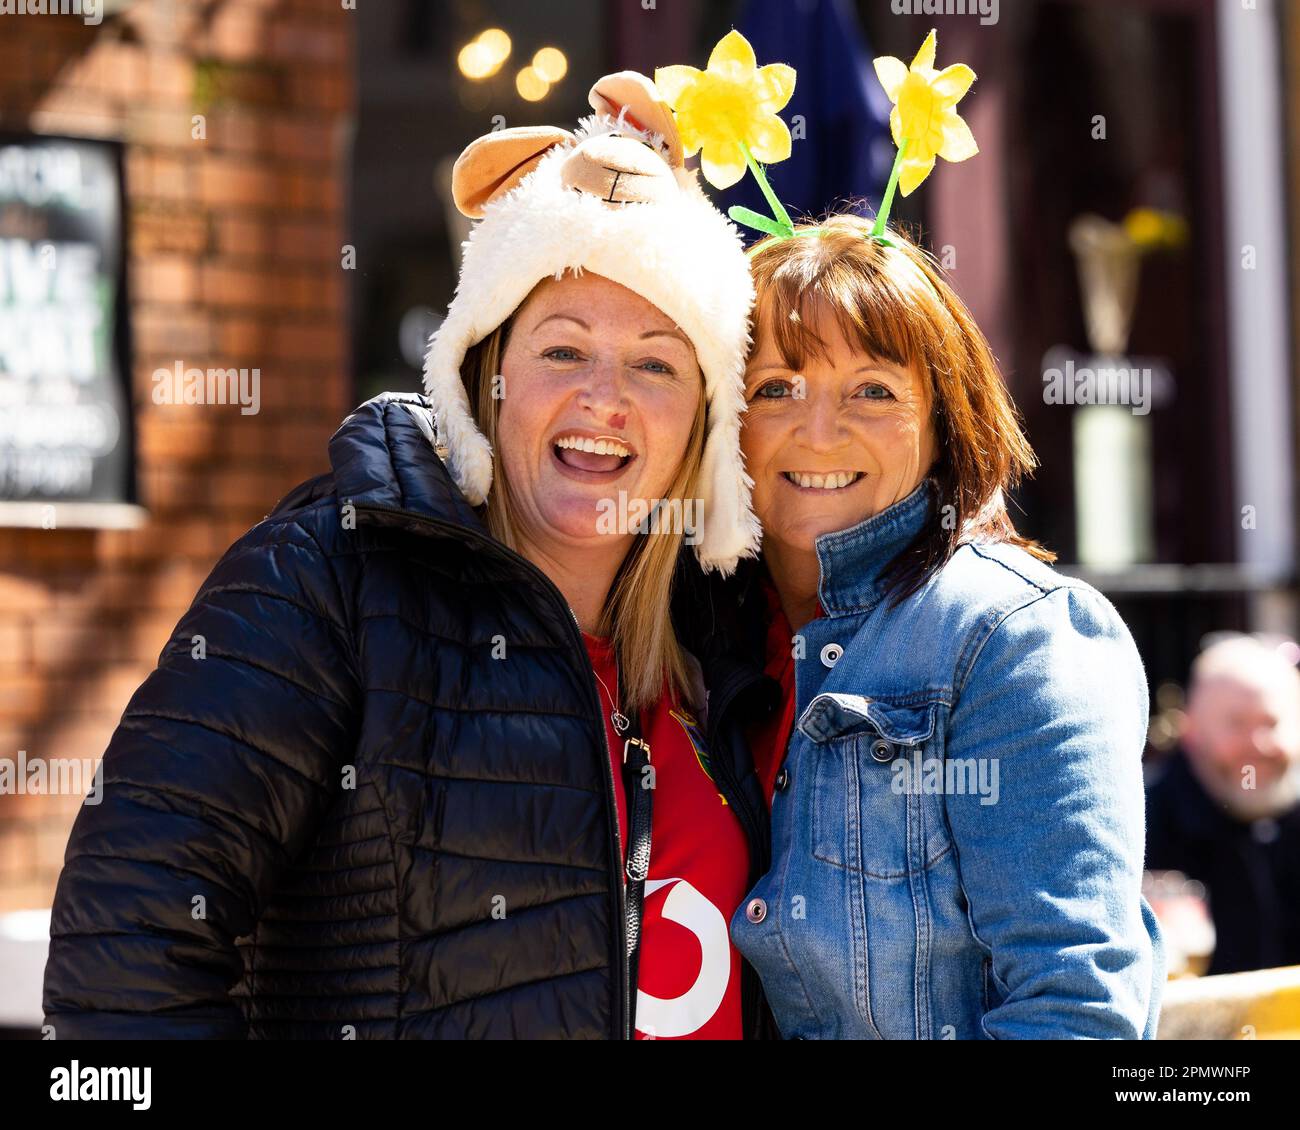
[42,73,779,1040]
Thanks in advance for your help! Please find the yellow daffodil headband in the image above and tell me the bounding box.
[655,27,978,251]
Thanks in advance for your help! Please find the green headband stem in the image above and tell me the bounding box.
[871,137,909,240]
[728,136,912,250]
[728,140,795,239]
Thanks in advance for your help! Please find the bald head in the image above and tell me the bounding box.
[1182,637,1300,819]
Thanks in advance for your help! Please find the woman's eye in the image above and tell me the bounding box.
[638,359,676,375]
[752,381,792,400]
[855,383,895,401]
[543,347,582,362]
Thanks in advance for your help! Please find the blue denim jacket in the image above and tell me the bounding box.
[730,481,1165,1039]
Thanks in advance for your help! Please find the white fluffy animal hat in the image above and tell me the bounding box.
[422,71,760,575]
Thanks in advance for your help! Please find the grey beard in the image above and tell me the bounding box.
[1209,763,1300,822]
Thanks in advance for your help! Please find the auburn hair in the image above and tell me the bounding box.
[747,213,1052,599]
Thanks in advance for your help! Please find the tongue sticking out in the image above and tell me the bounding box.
[558,447,625,473]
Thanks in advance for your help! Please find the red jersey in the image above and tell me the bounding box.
[583,632,750,1040]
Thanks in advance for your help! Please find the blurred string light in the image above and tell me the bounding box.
[458,27,512,81]
[532,47,568,83]
[458,28,567,102]
[516,48,567,102]
[516,67,549,102]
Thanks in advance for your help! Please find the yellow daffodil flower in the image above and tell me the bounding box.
[1124,207,1189,251]
[655,30,796,190]
[873,29,978,196]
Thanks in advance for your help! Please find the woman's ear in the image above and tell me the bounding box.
[588,71,683,168]
[452,126,575,218]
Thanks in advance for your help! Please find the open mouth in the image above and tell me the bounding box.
[782,471,865,491]
[553,433,638,477]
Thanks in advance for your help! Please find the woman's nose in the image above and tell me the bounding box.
[578,361,630,427]
[799,396,846,452]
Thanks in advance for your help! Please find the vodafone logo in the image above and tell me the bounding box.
[635,877,731,1038]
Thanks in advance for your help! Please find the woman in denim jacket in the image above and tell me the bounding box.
[727,215,1165,1039]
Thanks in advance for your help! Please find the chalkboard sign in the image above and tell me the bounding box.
[0,133,135,522]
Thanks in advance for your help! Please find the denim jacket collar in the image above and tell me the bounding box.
[815,478,934,616]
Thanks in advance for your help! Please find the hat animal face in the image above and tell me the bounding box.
[453,71,688,218]
[424,70,761,575]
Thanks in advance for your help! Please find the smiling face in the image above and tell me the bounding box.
[495,271,703,561]
[1182,641,1300,819]
[742,300,938,558]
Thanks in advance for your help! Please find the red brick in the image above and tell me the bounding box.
[216,315,272,356]
[0,576,54,615]
[269,116,338,165]
[207,4,273,64]
[147,54,195,101]
[223,415,279,459]
[133,256,201,305]
[270,21,349,66]
[140,465,207,511]
[135,415,218,461]
[0,823,37,884]
[133,307,215,356]
[30,620,123,670]
[0,619,30,669]
[98,42,146,99]
[211,469,281,511]
[200,154,281,208]
[130,204,210,256]
[202,262,275,309]
[125,106,199,148]
[213,215,274,259]
[0,673,46,723]
[272,320,345,364]
[52,666,154,717]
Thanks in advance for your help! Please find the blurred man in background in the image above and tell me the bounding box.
[1146,635,1300,975]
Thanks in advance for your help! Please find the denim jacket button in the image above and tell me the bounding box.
[869,737,895,763]
[745,897,767,924]
[819,642,844,668]
[775,766,790,792]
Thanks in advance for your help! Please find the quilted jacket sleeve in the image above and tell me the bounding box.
[42,510,361,1038]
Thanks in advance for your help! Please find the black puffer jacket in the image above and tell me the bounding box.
[43,391,778,1039]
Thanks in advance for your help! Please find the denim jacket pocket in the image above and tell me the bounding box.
[799,693,953,878]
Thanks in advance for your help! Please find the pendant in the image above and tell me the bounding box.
[611,711,631,734]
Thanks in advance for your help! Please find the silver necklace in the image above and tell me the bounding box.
[592,661,631,734]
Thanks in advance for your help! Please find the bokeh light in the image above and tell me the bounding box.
[457,28,512,81]
[516,66,550,102]
[532,47,568,84]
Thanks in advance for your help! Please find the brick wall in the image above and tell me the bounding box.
[0,0,355,914]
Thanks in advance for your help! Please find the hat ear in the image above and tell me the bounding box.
[451,126,575,218]
[588,71,683,168]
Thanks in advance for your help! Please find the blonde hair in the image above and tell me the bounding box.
[459,308,707,714]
